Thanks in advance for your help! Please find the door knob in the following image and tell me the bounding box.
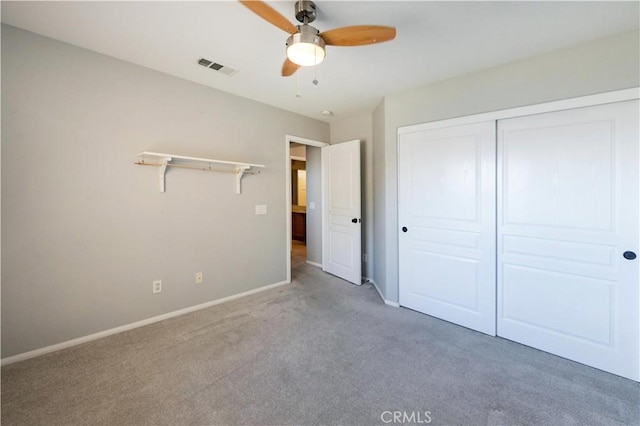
[623,251,637,260]
[351,218,358,223]
[402,227,408,232]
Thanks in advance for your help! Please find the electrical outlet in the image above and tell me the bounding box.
[362,253,368,262]
[152,280,162,294]
[195,272,203,284]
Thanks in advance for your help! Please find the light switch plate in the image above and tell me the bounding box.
[309,202,316,210]
[255,204,267,215]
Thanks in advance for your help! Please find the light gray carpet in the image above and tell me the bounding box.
[2,263,639,425]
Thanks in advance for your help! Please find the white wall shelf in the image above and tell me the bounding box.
[135,151,265,194]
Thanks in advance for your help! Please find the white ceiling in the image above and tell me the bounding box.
[2,1,638,122]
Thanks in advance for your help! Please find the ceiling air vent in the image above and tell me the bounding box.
[197,58,238,76]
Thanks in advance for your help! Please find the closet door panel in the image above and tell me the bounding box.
[399,121,496,336]
[497,100,639,381]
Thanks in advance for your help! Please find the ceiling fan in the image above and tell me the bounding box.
[239,0,396,77]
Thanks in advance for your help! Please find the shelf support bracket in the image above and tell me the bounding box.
[235,165,250,194]
[136,152,264,194]
[158,157,172,192]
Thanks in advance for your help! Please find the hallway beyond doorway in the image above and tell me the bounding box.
[291,240,306,269]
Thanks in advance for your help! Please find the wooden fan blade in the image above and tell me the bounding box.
[320,25,396,46]
[282,58,300,77]
[239,0,297,34]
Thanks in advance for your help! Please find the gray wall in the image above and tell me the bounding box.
[1,25,329,358]
[329,114,374,279]
[375,29,640,303]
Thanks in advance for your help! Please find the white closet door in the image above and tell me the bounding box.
[399,121,496,335]
[497,100,639,381]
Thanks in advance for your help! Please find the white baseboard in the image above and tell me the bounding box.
[365,277,400,308]
[305,260,322,268]
[1,280,290,366]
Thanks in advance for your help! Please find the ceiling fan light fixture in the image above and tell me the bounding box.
[240,0,397,77]
[286,25,325,66]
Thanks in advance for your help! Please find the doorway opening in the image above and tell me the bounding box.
[290,143,307,268]
[285,135,329,283]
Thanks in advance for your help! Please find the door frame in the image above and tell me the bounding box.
[285,135,329,283]
[397,88,639,136]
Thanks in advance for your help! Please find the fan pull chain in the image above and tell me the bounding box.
[313,49,319,85]
[296,70,301,99]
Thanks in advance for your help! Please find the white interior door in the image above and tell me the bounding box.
[497,100,639,381]
[322,140,361,285]
[399,122,497,335]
